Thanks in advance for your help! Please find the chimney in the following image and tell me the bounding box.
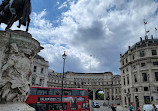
[128,46,130,49]
[145,35,148,40]
[140,37,142,42]
[151,35,153,39]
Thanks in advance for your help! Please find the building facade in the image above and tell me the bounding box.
[30,55,49,87]
[120,36,158,109]
[47,71,121,104]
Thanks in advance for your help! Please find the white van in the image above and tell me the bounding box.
[143,104,158,111]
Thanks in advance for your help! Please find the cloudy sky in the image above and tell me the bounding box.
[1,0,158,74]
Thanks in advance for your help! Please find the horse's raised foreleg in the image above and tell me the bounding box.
[26,17,30,32]
[5,14,16,30]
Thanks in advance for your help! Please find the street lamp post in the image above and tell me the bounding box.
[61,51,67,110]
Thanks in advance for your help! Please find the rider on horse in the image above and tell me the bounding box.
[0,0,31,31]
[0,0,10,11]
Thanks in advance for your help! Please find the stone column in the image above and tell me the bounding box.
[113,87,116,104]
[104,88,106,101]
[110,88,112,104]
[0,30,42,111]
[93,89,95,101]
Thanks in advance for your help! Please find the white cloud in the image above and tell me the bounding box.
[4,0,158,74]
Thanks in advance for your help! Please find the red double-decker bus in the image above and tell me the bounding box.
[25,87,90,111]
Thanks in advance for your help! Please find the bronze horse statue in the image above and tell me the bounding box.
[0,0,32,31]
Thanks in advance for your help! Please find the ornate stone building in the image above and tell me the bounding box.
[30,55,49,87]
[47,71,121,104]
[120,36,158,109]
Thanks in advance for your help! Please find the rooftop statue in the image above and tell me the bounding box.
[0,0,32,31]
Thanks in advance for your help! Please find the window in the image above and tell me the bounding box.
[141,63,146,67]
[124,78,126,85]
[37,89,48,95]
[140,50,145,57]
[126,58,128,63]
[133,65,136,69]
[152,50,157,55]
[46,103,67,110]
[142,73,148,82]
[132,54,135,60]
[32,77,35,85]
[128,89,130,93]
[125,97,127,104]
[124,89,126,93]
[33,66,37,72]
[54,89,61,95]
[155,72,158,81]
[144,87,149,91]
[41,68,44,74]
[135,88,138,92]
[127,77,129,85]
[153,61,158,65]
[63,90,72,96]
[134,74,137,83]
[30,88,37,95]
[126,68,128,72]
[123,70,125,74]
[122,61,124,65]
[48,89,54,95]
[39,79,44,86]
[72,90,87,96]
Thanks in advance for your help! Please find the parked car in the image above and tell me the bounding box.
[143,104,158,111]
[93,102,100,108]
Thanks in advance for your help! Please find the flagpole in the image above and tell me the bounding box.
[144,19,147,36]
[155,28,157,38]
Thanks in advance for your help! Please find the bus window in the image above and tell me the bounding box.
[36,103,46,111]
[76,97,85,101]
[72,90,87,96]
[37,89,48,95]
[54,89,61,95]
[82,103,89,109]
[72,90,79,96]
[30,88,37,95]
[63,90,72,96]
[79,90,87,96]
[48,89,54,95]
[47,103,67,110]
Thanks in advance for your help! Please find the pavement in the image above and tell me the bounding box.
[91,105,128,111]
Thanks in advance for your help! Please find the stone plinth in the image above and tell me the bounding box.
[0,30,42,110]
[0,103,35,111]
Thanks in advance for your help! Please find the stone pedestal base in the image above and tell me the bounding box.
[0,103,35,111]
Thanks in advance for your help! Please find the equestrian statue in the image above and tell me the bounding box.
[0,0,32,31]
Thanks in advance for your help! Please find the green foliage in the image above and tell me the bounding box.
[97,93,104,100]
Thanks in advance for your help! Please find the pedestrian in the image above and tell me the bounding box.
[152,104,158,111]
[129,102,135,111]
[111,104,116,111]
[136,106,140,111]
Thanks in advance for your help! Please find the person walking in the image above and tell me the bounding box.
[111,104,116,111]
[152,104,158,111]
[136,106,140,111]
[129,102,135,111]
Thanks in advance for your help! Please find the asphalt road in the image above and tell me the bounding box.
[91,106,128,111]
